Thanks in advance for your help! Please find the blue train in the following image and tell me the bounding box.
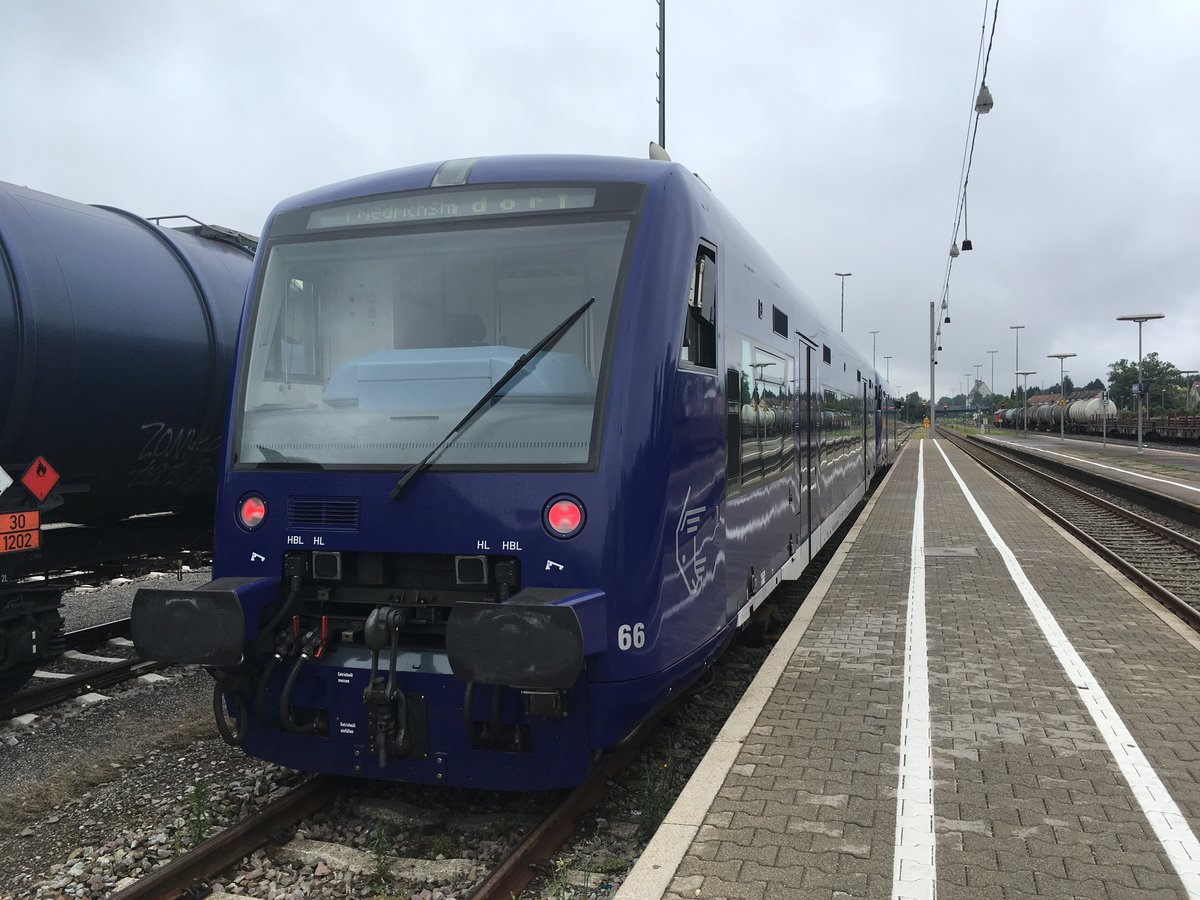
[133,152,899,790]
[0,181,254,695]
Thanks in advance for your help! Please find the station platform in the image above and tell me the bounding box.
[976,429,1200,509]
[615,436,1200,900]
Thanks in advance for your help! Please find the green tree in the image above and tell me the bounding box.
[1107,352,1181,411]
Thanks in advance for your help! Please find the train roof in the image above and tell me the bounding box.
[268,154,687,220]
[262,155,893,394]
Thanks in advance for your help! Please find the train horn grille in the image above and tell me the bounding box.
[287,497,360,531]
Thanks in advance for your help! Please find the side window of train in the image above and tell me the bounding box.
[680,245,717,370]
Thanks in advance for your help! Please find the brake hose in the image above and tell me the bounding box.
[278,651,318,734]
[211,677,247,746]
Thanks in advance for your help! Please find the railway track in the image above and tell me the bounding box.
[942,430,1200,627]
[105,711,666,899]
[0,618,173,719]
[21,458,909,899]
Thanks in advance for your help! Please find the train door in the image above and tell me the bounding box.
[794,334,817,545]
[661,242,726,665]
[873,383,883,469]
[863,379,870,482]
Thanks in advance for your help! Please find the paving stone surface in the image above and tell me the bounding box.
[658,437,1200,900]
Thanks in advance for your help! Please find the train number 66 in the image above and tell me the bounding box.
[617,622,645,650]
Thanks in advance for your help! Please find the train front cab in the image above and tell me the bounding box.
[130,171,653,788]
[132,157,889,791]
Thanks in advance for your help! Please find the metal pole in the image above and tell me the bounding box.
[987,349,998,427]
[1061,358,1066,440]
[1048,352,1076,441]
[1117,314,1164,454]
[1137,321,1144,453]
[929,301,936,440]
[1102,389,1108,448]
[1010,325,1024,397]
[1017,371,1036,437]
[884,355,892,381]
[657,0,666,149]
[1181,371,1198,413]
[835,273,851,334]
[870,330,879,371]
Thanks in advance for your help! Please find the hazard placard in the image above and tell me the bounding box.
[0,465,12,496]
[0,509,40,555]
[21,457,60,502]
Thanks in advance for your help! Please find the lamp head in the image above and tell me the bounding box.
[975,83,994,114]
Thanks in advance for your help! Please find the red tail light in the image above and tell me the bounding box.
[544,496,585,538]
[238,494,267,530]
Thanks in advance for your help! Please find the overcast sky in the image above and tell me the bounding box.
[3,1,1197,401]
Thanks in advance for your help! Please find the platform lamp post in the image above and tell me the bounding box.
[1116,313,1164,454]
[987,349,999,424]
[884,355,892,381]
[929,301,937,440]
[1010,325,1025,397]
[1181,370,1198,413]
[870,330,879,371]
[1017,371,1036,436]
[835,273,852,333]
[1047,352,1076,441]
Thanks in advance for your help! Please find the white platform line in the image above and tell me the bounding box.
[990,439,1200,494]
[934,439,1200,898]
[893,439,936,900]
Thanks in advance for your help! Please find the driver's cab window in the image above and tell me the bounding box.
[680,244,717,369]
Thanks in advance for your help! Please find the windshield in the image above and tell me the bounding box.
[235,207,634,469]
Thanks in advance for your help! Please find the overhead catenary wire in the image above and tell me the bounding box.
[934,0,1000,359]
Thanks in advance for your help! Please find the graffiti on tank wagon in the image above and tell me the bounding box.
[128,422,222,492]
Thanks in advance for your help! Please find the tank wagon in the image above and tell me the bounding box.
[132,153,899,790]
[995,396,1118,436]
[0,181,254,694]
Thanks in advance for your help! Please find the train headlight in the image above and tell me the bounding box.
[238,494,267,530]
[543,495,585,539]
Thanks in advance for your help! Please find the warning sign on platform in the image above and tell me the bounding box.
[21,457,60,502]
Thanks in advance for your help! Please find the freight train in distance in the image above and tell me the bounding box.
[132,149,900,791]
[0,181,254,695]
[994,394,1200,445]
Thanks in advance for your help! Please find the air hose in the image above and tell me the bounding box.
[278,650,320,734]
[255,653,283,725]
[210,673,248,746]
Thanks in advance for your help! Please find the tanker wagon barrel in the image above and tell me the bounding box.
[0,181,255,694]
[1068,399,1092,425]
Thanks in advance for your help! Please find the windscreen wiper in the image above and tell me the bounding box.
[389,296,596,501]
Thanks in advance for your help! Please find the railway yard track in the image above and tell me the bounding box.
[3,445,915,900]
[3,552,209,719]
[942,430,1200,626]
[0,618,171,720]
[1,505,877,900]
[106,709,665,900]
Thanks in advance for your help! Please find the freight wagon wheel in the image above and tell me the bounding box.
[0,663,39,698]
